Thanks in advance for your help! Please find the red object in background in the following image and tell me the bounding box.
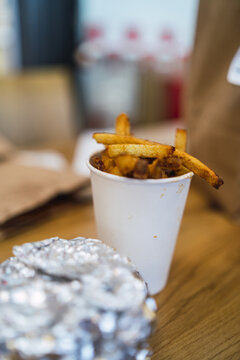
[88,110,106,129]
[158,29,184,121]
[160,29,174,43]
[85,26,103,41]
[107,52,121,61]
[123,27,142,60]
[165,77,183,120]
[125,27,140,41]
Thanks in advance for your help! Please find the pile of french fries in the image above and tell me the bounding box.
[91,114,223,189]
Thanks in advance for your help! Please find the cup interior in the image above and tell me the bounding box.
[87,154,194,185]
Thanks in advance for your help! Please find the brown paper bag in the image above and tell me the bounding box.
[0,162,89,226]
[186,0,240,219]
[0,160,89,240]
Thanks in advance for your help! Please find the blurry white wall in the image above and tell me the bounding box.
[82,0,199,56]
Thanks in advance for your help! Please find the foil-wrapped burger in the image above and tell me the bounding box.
[0,237,156,360]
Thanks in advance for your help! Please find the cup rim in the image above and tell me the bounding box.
[87,158,194,185]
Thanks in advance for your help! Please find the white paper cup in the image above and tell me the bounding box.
[88,159,193,295]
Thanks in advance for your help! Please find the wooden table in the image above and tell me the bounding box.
[0,144,239,360]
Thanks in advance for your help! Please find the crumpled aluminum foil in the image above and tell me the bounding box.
[0,237,156,360]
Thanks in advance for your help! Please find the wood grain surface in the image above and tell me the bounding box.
[0,146,239,360]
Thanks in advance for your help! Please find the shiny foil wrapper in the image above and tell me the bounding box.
[0,237,156,360]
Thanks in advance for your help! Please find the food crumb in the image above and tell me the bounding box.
[176,184,184,193]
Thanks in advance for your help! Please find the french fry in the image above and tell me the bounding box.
[174,128,189,174]
[91,155,104,171]
[174,167,190,176]
[133,159,149,179]
[91,113,224,189]
[174,149,224,189]
[108,166,123,176]
[93,133,156,145]
[175,128,187,152]
[148,159,167,179]
[101,150,115,172]
[147,157,181,179]
[115,155,138,176]
[115,113,131,136]
[159,156,182,170]
[108,144,174,160]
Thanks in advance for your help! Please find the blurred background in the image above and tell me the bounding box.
[0,0,199,146]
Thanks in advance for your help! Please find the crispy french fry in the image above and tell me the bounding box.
[108,166,123,176]
[159,156,182,170]
[101,150,115,171]
[148,159,167,179]
[174,129,189,174]
[174,149,224,188]
[115,155,138,175]
[174,167,190,176]
[93,133,156,145]
[91,113,224,188]
[175,128,187,152]
[91,155,104,171]
[176,165,190,175]
[108,144,174,160]
[133,159,149,179]
[115,113,131,136]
